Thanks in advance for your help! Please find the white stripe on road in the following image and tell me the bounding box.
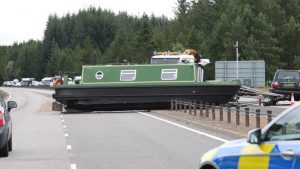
[63,125,67,128]
[70,164,77,169]
[138,112,229,143]
[65,133,69,137]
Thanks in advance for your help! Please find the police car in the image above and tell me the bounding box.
[199,103,300,169]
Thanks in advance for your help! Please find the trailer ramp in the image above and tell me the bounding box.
[239,86,284,106]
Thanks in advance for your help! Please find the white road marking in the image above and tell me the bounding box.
[65,133,69,137]
[67,145,72,150]
[63,125,67,128]
[62,119,65,122]
[139,112,229,143]
[70,164,77,169]
[156,111,245,137]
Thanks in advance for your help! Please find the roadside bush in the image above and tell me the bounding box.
[0,90,8,99]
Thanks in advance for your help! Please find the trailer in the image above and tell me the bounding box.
[238,86,284,106]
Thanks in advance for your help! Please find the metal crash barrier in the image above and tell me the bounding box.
[170,99,274,129]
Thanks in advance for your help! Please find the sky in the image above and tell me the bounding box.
[0,0,177,46]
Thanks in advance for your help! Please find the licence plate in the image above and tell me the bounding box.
[282,83,295,88]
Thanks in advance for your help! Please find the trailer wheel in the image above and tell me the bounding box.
[263,97,274,106]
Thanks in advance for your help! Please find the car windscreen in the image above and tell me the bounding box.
[276,71,300,82]
[266,106,300,141]
[151,58,179,64]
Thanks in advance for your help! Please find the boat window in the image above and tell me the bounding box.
[120,70,136,81]
[161,69,177,80]
[197,67,203,82]
[181,58,194,63]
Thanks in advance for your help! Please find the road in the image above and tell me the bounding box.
[0,87,234,169]
[0,87,70,169]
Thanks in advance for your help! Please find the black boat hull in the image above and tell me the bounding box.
[53,85,240,111]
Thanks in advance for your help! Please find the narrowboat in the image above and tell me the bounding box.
[52,50,241,111]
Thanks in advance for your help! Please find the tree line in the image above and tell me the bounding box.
[0,0,299,83]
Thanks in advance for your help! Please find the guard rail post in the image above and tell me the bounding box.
[267,110,272,123]
[193,101,197,116]
[219,105,223,121]
[171,99,174,111]
[183,101,187,113]
[189,101,192,115]
[199,102,203,117]
[227,104,231,124]
[212,103,215,120]
[205,102,209,118]
[175,99,178,112]
[179,100,183,112]
[256,109,260,128]
[236,106,240,126]
[245,108,250,127]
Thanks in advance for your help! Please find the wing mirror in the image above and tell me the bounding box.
[7,101,17,112]
[247,128,262,144]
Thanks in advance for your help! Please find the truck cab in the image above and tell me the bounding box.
[150,49,210,67]
[151,53,195,64]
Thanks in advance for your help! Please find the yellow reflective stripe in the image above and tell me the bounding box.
[238,144,275,169]
[201,148,218,162]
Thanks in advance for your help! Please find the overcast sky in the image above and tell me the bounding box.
[0,0,177,46]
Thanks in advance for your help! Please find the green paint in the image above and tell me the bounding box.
[82,64,196,84]
[56,63,241,88]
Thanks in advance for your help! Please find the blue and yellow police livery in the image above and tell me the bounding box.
[199,104,300,169]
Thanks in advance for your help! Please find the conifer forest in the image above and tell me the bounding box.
[0,0,299,83]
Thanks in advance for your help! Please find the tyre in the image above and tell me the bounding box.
[0,140,9,157]
[295,95,300,101]
[263,97,274,106]
[8,135,12,152]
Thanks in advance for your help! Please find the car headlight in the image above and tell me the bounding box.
[200,148,218,163]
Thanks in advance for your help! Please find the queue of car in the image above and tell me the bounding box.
[2,76,81,88]
[3,78,43,87]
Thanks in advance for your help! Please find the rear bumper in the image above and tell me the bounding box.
[270,89,300,96]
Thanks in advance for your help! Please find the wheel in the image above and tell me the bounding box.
[0,140,9,157]
[263,96,274,106]
[8,135,12,152]
[295,95,300,101]
[200,164,216,169]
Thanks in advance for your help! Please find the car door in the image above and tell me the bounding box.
[236,141,295,169]
[261,106,300,169]
[0,97,11,130]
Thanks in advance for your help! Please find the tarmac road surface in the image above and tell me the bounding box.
[0,87,70,169]
[0,87,236,169]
